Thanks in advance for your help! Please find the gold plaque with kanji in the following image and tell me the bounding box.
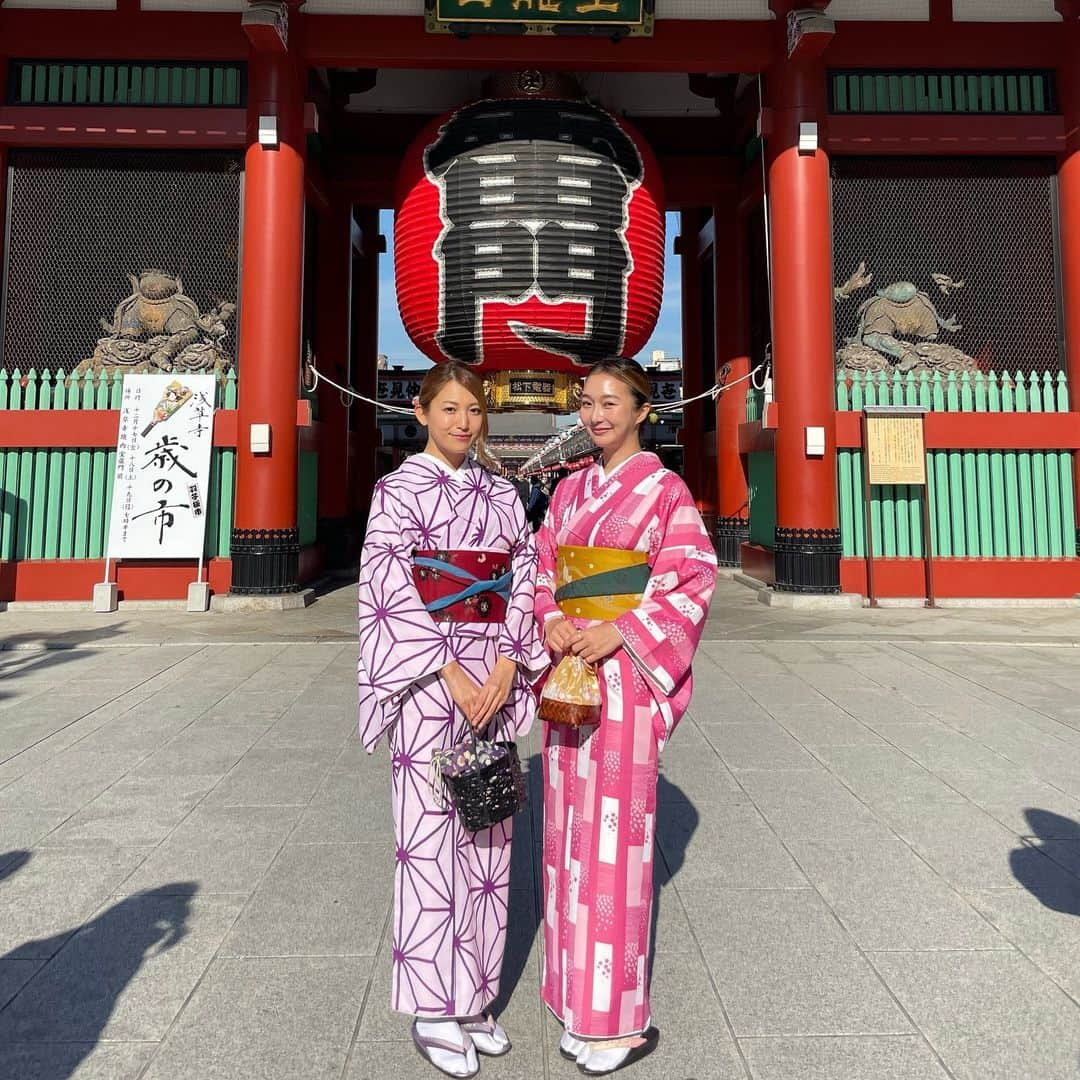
[427,0,652,35]
[866,415,927,486]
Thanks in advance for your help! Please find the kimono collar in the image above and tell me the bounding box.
[598,450,647,483]
[589,451,662,493]
[415,451,472,480]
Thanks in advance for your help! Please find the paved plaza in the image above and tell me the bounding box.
[1,580,1080,1079]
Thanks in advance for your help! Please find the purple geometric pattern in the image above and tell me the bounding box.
[358,453,548,1016]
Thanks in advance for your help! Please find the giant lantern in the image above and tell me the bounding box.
[394,75,665,409]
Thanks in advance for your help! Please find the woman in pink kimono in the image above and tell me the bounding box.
[534,357,718,1075]
[358,362,547,1079]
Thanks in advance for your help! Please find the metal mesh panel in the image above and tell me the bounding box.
[831,157,1061,377]
[1,149,242,375]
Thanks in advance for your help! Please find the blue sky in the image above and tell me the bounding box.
[376,209,683,368]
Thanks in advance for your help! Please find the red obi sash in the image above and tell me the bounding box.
[411,549,512,624]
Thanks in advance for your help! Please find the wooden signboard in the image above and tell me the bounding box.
[426,0,653,36]
[865,413,927,486]
[861,406,934,607]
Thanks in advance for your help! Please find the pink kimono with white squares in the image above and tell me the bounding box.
[533,451,717,1039]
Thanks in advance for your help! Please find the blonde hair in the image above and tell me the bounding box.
[417,361,498,471]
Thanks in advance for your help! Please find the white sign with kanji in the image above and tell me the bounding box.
[106,374,216,560]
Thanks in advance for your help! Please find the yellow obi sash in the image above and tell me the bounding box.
[554,545,649,622]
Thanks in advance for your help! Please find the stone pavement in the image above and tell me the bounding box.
[0,580,1079,1079]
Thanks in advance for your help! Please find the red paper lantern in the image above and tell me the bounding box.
[395,96,665,373]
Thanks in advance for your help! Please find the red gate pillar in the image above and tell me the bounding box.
[1056,16,1080,548]
[314,196,354,568]
[678,212,704,500]
[714,194,751,567]
[230,33,306,594]
[349,208,380,518]
[765,17,841,593]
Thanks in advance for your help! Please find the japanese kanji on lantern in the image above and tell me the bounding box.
[394,92,665,374]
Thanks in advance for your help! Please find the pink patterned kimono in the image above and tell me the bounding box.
[358,453,548,1018]
[534,451,717,1039]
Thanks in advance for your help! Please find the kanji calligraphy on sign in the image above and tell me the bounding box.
[426,0,652,36]
[865,413,926,486]
[107,374,216,559]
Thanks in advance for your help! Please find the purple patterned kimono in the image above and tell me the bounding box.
[358,452,548,1018]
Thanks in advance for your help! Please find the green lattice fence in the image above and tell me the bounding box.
[0,369,237,561]
[836,369,1076,558]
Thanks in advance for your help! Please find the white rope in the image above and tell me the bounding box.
[517,362,768,474]
[653,362,765,412]
[308,363,416,415]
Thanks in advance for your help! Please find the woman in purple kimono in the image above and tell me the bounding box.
[358,361,547,1079]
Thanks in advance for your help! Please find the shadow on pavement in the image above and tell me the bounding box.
[651,774,698,977]
[0,850,31,883]
[0,625,127,704]
[0,882,197,1079]
[1011,809,1080,915]
[492,757,698,1021]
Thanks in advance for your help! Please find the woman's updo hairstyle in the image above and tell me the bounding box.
[416,361,498,471]
[584,357,652,411]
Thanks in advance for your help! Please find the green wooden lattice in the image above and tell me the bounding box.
[837,370,1076,559]
[0,369,237,561]
[9,61,244,107]
[830,70,1056,115]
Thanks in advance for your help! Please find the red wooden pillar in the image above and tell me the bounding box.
[765,35,841,593]
[314,195,354,566]
[714,192,751,567]
[678,211,703,500]
[349,207,380,518]
[230,37,306,594]
[1056,17,1080,545]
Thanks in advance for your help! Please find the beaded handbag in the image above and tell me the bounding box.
[429,727,527,832]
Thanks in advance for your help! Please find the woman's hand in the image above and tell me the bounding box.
[440,660,481,723]
[544,616,579,654]
[470,656,517,732]
[569,623,624,664]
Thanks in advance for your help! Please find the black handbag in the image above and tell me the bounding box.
[429,725,527,832]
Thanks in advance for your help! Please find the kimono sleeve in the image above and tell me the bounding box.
[357,480,450,750]
[614,480,718,696]
[533,486,564,630]
[498,501,550,680]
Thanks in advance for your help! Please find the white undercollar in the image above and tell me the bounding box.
[419,451,468,478]
[599,451,644,482]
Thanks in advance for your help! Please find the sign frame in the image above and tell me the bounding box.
[105,373,217,565]
[860,405,935,608]
[425,0,654,37]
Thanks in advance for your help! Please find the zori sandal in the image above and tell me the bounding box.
[578,1026,660,1075]
[461,1012,512,1056]
[560,1029,588,1061]
[410,1019,479,1079]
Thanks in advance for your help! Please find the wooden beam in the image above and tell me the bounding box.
[0,10,247,61]
[826,114,1065,156]
[0,106,246,149]
[834,410,1080,450]
[301,15,774,73]
[829,21,1064,68]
